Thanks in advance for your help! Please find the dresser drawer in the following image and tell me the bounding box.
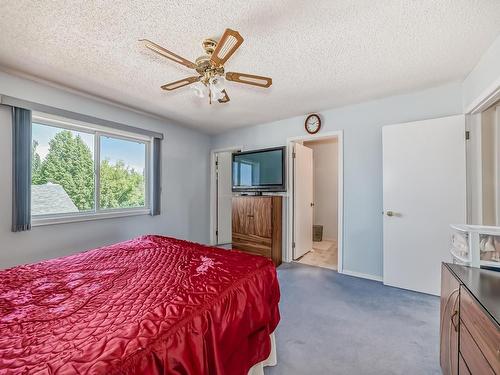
[232,233,272,258]
[460,287,500,373]
[459,353,471,375]
[460,321,495,374]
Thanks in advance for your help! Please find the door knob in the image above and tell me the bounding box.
[384,210,400,217]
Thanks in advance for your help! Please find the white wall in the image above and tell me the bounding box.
[304,139,338,241]
[0,71,211,269]
[211,82,463,278]
[463,34,500,111]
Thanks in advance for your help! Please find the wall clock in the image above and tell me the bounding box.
[305,114,321,134]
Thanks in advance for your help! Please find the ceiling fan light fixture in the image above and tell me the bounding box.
[212,89,225,102]
[192,82,209,98]
[209,75,225,91]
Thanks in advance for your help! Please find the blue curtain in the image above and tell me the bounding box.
[151,137,161,216]
[12,107,32,232]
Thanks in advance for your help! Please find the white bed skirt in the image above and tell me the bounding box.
[247,333,277,375]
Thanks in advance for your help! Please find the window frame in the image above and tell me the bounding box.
[31,113,152,226]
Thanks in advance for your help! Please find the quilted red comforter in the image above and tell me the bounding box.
[0,236,280,374]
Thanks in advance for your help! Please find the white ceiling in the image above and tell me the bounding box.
[1,1,500,134]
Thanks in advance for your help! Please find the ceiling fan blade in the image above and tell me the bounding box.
[161,76,200,91]
[225,72,272,88]
[210,29,244,67]
[140,39,197,69]
[218,89,230,103]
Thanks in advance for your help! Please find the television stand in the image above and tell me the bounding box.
[232,195,282,266]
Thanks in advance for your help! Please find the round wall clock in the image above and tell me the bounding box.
[305,114,321,134]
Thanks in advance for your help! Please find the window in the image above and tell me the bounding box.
[99,136,146,209]
[31,115,150,223]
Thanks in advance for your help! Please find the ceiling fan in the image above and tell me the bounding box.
[140,29,272,104]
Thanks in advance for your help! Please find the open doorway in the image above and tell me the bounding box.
[288,131,343,271]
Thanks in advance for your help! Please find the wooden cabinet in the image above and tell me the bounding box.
[460,321,495,374]
[460,288,500,374]
[232,196,282,266]
[459,353,472,375]
[440,263,500,375]
[440,263,460,375]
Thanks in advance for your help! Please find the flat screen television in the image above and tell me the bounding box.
[232,146,286,192]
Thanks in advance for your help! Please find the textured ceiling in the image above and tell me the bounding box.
[1,1,500,134]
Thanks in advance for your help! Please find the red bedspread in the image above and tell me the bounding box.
[0,236,280,374]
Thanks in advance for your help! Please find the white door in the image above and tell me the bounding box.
[294,143,314,259]
[216,151,233,244]
[383,115,466,296]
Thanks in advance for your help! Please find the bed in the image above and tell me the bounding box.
[0,235,280,374]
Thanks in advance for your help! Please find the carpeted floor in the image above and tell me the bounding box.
[265,263,441,375]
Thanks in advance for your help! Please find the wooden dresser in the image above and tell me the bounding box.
[440,263,500,374]
[232,195,282,266]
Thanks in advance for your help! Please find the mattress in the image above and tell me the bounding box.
[0,235,280,374]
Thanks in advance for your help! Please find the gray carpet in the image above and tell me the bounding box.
[265,263,441,375]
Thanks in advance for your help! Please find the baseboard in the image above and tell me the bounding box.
[340,269,383,282]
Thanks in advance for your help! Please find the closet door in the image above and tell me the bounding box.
[216,151,234,244]
[383,115,466,296]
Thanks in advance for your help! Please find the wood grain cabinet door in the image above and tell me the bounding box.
[460,288,500,374]
[460,321,495,375]
[232,197,252,235]
[251,197,272,238]
[440,264,461,375]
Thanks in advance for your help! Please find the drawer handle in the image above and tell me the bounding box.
[247,214,254,218]
[439,288,460,373]
[451,310,459,332]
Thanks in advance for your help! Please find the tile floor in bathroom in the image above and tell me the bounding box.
[296,240,338,270]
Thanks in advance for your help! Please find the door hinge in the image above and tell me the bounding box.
[292,242,296,249]
[292,152,296,159]
[465,131,470,140]
[216,230,218,236]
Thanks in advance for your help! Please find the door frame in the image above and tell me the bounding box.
[464,77,500,225]
[286,130,344,272]
[209,146,242,245]
[465,76,500,115]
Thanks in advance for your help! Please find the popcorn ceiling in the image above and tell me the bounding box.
[0,0,499,134]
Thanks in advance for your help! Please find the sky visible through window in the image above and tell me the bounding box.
[33,123,94,159]
[101,136,145,173]
[33,123,145,173]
